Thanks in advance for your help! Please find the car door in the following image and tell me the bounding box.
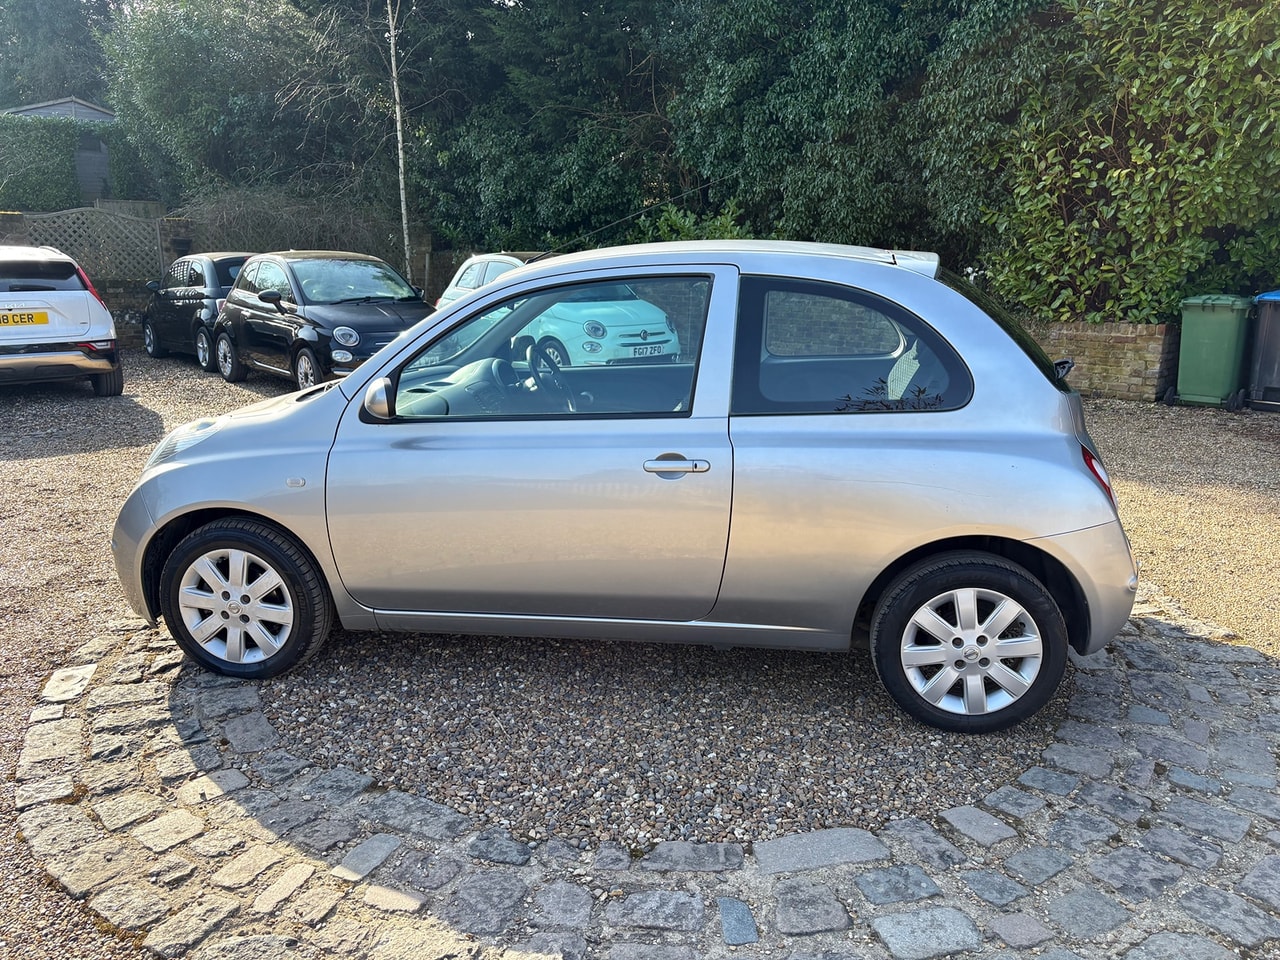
[154,259,196,344]
[325,267,737,623]
[238,259,299,373]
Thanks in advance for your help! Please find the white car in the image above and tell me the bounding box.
[436,252,539,310]
[0,245,123,395]
[515,281,681,366]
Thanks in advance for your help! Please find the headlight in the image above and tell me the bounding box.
[145,418,221,469]
[583,321,607,339]
[582,341,602,354]
[331,349,353,363]
[333,326,360,346]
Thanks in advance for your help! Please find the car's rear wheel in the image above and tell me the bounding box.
[142,319,166,358]
[294,347,322,389]
[159,518,332,678]
[216,331,247,382]
[90,365,124,397]
[869,551,1067,733]
[538,337,571,368]
[195,326,217,372]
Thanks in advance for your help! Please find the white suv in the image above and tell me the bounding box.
[0,245,124,396]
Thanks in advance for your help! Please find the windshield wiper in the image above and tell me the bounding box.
[331,295,395,304]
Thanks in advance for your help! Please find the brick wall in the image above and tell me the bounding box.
[1025,320,1179,402]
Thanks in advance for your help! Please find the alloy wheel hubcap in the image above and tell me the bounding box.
[899,586,1043,716]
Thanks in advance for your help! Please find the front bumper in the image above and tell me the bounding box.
[111,486,157,623]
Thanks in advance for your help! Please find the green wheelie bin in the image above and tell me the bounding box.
[1167,295,1252,410]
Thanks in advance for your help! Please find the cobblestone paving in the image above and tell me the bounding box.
[17,590,1280,960]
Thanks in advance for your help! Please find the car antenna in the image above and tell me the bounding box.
[526,173,738,263]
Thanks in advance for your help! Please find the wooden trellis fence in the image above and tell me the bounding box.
[23,207,164,283]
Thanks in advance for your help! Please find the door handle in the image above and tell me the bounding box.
[644,458,710,476]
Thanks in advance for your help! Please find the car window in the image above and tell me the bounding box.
[292,258,416,304]
[482,260,518,284]
[732,276,972,414]
[164,260,188,288]
[254,262,292,299]
[234,262,261,295]
[189,261,207,288]
[390,276,711,420]
[0,257,84,292]
[455,262,486,290]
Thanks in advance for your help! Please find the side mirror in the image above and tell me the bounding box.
[413,286,425,299]
[146,280,161,293]
[259,289,286,313]
[362,377,394,421]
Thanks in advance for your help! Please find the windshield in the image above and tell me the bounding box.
[939,269,1069,393]
[291,258,418,305]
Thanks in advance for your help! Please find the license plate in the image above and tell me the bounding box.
[632,344,664,357]
[0,310,49,326]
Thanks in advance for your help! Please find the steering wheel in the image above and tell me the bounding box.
[526,343,577,413]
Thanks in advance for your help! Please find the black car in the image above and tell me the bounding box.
[213,251,433,389]
[143,252,254,370]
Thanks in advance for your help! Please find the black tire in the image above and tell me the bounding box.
[216,331,247,382]
[869,551,1068,733]
[142,318,167,358]
[158,518,332,679]
[538,337,572,368]
[90,365,125,396]
[195,326,217,372]
[294,346,322,389]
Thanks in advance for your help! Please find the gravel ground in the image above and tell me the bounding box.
[1,353,1278,955]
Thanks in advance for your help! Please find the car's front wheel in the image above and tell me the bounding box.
[142,319,166,358]
[294,346,322,389]
[158,518,332,678]
[195,326,217,372]
[869,551,1068,733]
[538,337,571,368]
[216,331,247,382]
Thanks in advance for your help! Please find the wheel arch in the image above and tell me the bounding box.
[855,536,1091,654]
[140,508,333,623]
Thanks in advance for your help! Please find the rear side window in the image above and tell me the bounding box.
[0,258,85,292]
[939,270,1068,392]
[732,276,972,414]
[215,258,247,286]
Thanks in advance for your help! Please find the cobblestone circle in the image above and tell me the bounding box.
[17,585,1280,960]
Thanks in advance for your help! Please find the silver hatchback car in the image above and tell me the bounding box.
[113,241,1137,733]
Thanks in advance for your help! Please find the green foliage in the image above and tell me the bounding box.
[983,0,1280,323]
[0,115,81,211]
[102,0,322,196]
[0,0,112,106]
[630,201,754,242]
[419,0,679,251]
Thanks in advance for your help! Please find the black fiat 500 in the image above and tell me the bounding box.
[143,252,253,371]
[213,250,433,389]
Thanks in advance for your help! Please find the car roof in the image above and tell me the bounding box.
[259,250,389,263]
[188,251,254,261]
[540,240,941,278]
[0,244,75,263]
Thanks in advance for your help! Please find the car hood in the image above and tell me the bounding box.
[301,300,434,330]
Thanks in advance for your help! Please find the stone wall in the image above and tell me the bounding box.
[1025,320,1179,402]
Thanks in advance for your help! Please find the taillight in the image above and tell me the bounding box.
[216,298,226,314]
[75,265,108,308]
[1081,445,1116,507]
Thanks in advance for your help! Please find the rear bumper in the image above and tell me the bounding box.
[0,342,121,384]
[1036,520,1139,655]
